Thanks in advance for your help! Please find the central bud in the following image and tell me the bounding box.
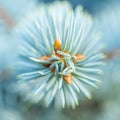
[38,40,85,84]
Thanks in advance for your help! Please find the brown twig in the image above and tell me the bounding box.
[104,47,120,60]
[0,6,15,29]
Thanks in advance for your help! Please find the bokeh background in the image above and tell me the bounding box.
[0,0,120,120]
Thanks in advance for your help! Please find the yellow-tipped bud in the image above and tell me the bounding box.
[75,54,85,60]
[63,74,72,84]
[38,55,51,67]
[38,55,51,61]
[54,39,61,50]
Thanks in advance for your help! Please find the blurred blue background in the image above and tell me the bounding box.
[0,0,120,120]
